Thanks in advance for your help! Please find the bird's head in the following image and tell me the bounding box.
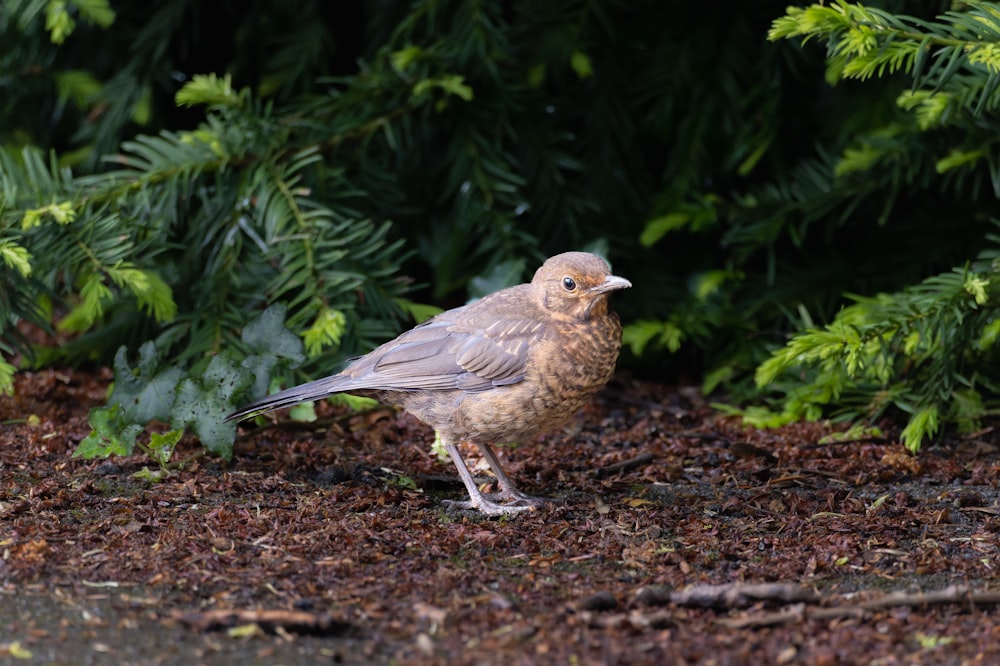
[532,252,631,320]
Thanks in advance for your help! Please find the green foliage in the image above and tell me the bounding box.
[7,0,1000,461]
[75,404,143,459]
[753,247,1000,451]
[746,1,1000,450]
[74,305,304,464]
[171,352,249,459]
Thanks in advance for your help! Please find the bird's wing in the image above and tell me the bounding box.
[340,306,545,393]
[223,312,539,421]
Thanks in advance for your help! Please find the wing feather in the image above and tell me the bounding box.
[337,303,541,392]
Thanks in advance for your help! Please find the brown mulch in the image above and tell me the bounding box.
[2,368,1000,664]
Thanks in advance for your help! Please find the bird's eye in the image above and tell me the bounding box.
[562,276,577,291]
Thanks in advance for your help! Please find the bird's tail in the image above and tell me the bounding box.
[225,375,354,422]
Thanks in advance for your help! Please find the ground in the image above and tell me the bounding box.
[2,368,999,665]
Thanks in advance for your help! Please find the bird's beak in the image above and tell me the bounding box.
[591,275,632,294]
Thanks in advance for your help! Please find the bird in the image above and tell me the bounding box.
[226,251,631,516]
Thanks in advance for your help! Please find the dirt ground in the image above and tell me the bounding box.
[2,368,1000,665]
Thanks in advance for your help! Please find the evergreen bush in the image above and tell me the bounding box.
[2,0,998,461]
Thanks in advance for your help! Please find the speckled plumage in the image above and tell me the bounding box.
[227,251,630,515]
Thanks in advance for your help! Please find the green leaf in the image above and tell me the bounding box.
[107,343,183,424]
[0,359,16,396]
[0,241,32,277]
[915,633,954,649]
[527,62,546,88]
[967,43,1000,74]
[977,318,1000,350]
[303,307,347,358]
[54,70,103,110]
[702,364,735,396]
[935,148,985,173]
[134,270,176,321]
[390,45,424,72]
[725,404,797,429]
[622,320,684,355]
[131,466,169,483]
[73,0,116,27]
[963,275,989,306]
[640,214,689,247]
[45,1,75,44]
[412,75,474,104]
[75,404,143,458]
[430,430,450,463]
[58,273,113,333]
[900,405,939,453]
[834,144,883,177]
[326,393,378,411]
[438,75,474,101]
[147,429,183,466]
[6,641,32,660]
[175,73,246,109]
[106,264,177,322]
[21,202,75,230]
[171,352,252,460]
[394,298,443,324]
[570,51,593,79]
[288,403,317,422]
[131,86,152,125]
[691,270,737,300]
[897,90,951,130]
[819,424,884,443]
[950,388,984,434]
[238,305,306,400]
[242,304,306,363]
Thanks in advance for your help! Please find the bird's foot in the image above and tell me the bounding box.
[442,495,543,517]
[491,486,547,507]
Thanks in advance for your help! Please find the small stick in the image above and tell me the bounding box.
[591,452,655,478]
[718,584,1000,629]
[174,608,355,636]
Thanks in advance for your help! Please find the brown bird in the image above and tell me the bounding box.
[226,251,631,516]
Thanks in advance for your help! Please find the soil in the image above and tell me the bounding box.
[2,368,1000,665]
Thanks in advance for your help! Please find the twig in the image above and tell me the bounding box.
[173,608,355,636]
[670,582,818,609]
[591,452,655,479]
[800,437,890,450]
[719,584,1000,629]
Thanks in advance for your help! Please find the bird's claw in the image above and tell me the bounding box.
[492,487,546,506]
[442,496,543,517]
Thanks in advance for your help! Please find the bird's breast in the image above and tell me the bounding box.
[444,314,621,443]
[386,313,622,445]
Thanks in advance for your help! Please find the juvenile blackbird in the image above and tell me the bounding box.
[227,251,631,516]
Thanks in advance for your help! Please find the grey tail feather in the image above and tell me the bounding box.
[225,375,352,422]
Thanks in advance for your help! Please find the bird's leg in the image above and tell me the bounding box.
[475,442,546,507]
[441,441,537,516]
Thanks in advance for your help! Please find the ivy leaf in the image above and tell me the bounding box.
[239,304,306,399]
[288,402,317,422]
[242,303,306,362]
[75,404,143,458]
[171,352,252,460]
[148,429,184,467]
[108,343,183,424]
